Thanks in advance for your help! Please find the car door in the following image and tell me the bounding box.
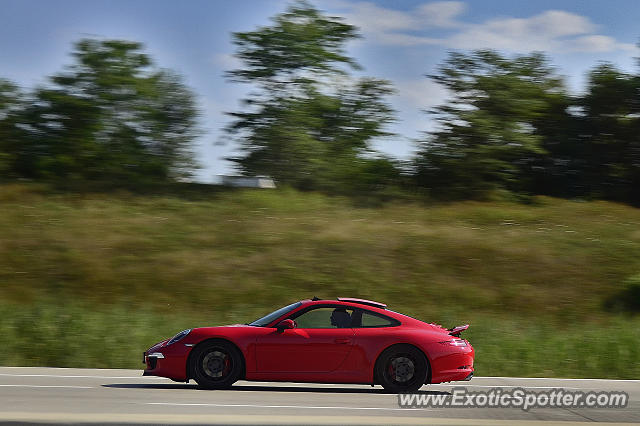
[255,305,355,373]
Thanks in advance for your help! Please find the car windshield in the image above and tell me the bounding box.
[248,302,302,327]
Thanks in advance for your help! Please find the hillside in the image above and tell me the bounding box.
[1,184,638,378]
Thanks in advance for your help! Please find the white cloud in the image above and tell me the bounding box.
[522,10,595,38]
[343,1,464,32]
[383,79,452,142]
[344,2,417,33]
[415,1,466,28]
[444,10,627,53]
[394,79,450,110]
[374,33,440,47]
[566,35,637,53]
[210,53,241,70]
[337,1,465,45]
[335,2,633,53]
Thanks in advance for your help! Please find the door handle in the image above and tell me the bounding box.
[334,338,351,344]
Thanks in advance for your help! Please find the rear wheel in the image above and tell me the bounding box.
[375,345,428,393]
[190,340,243,389]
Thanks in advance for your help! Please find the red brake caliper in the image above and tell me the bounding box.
[388,362,395,381]
[223,357,230,376]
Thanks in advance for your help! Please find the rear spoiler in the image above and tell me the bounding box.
[448,324,469,337]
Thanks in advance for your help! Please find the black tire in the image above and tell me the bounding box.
[375,344,428,393]
[190,340,243,389]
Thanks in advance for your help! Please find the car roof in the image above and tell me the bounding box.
[336,297,387,309]
[304,297,387,309]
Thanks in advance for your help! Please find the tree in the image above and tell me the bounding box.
[414,50,570,199]
[0,79,25,177]
[226,1,396,192]
[15,39,199,183]
[578,63,639,203]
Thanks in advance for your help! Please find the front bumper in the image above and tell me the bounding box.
[142,352,164,371]
[143,341,192,380]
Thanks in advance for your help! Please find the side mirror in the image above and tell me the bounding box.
[276,319,296,332]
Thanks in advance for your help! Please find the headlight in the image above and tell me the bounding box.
[166,329,191,346]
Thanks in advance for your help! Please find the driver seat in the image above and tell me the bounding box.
[331,309,352,328]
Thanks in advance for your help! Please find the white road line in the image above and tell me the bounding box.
[0,366,123,370]
[0,384,93,389]
[145,402,430,412]
[0,373,162,379]
[431,384,582,390]
[240,381,356,388]
[480,376,640,382]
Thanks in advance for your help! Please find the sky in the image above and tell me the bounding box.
[1,0,639,182]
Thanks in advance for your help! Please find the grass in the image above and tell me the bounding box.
[1,183,639,378]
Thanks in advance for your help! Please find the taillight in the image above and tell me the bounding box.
[439,338,468,347]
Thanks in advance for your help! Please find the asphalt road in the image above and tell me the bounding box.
[0,367,638,425]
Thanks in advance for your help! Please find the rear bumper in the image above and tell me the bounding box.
[430,366,474,384]
[428,343,475,384]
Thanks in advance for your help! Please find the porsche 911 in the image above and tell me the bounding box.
[143,297,474,393]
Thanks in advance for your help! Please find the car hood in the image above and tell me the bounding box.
[193,324,249,330]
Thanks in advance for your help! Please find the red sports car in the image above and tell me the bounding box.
[143,298,474,393]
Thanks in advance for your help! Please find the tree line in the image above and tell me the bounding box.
[0,39,199,186]
[1,2,639,204]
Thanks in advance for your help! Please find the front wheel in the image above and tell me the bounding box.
[375,345,428,393]
[190,340,243,389]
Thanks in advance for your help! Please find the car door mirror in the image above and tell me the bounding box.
[276,319,296,332]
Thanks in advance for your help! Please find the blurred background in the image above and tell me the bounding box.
[0,0,639,379]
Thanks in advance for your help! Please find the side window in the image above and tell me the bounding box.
[357,310,399,328]
[292,307,355,329]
